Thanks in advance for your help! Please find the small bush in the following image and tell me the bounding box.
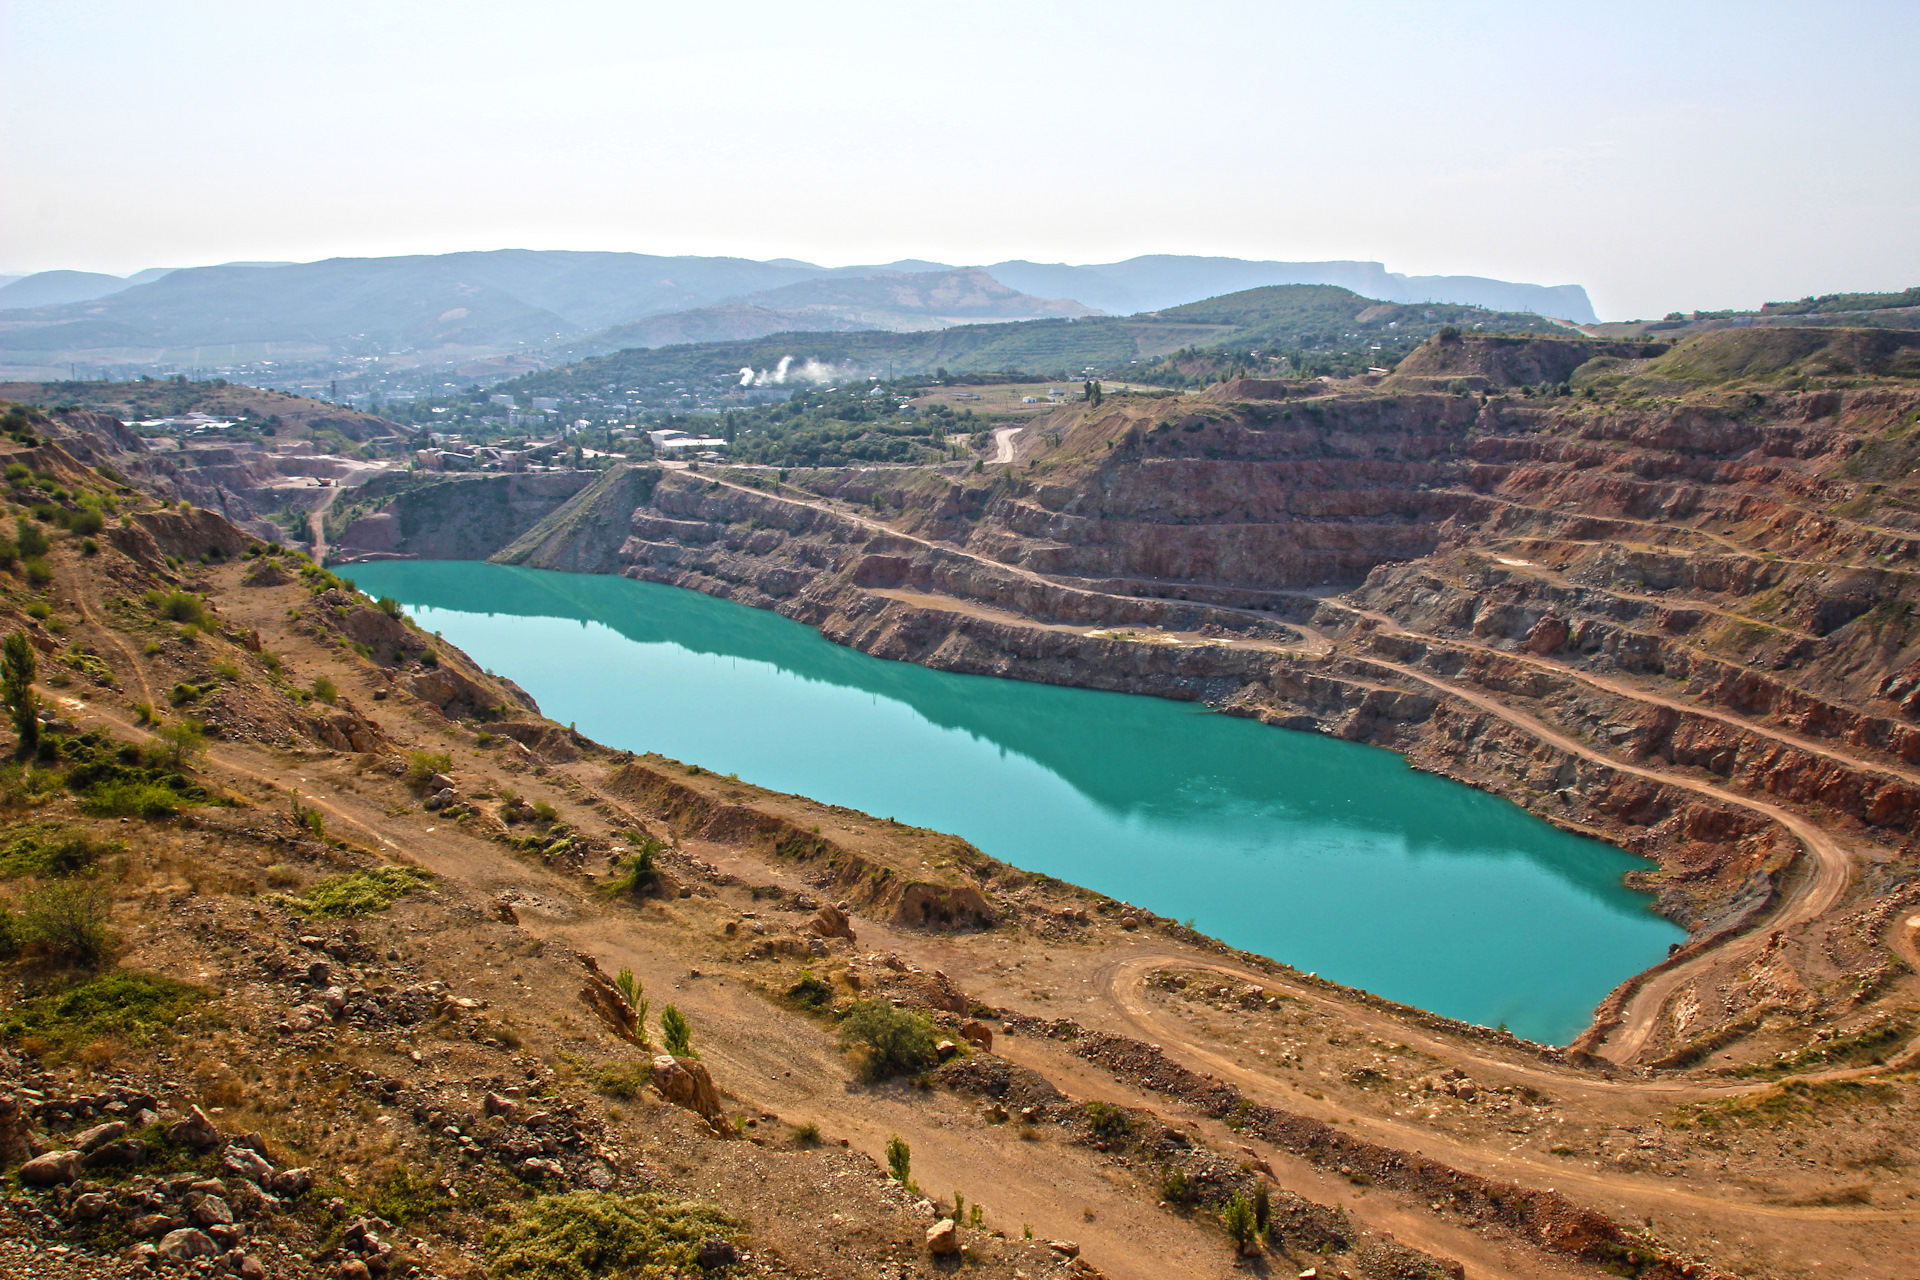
[16,520,49,559]
[405,749,452,788]
[593,1060,654,1100]
[1160,1166,1193,1204]
[838,1000,938,1082]
[376,596,404,620]
[311,675,338,705]
[154,718,205,768]
[786,971,832,1008]
[67,509,105,537]
[1083,1100,1130,1140]
[531,799,557,823]
[16,880,115,962]
[143,589,205,625]
[791,1121,821,1147]
[281,864,432,916]
[23,557,52,587]
[484,1191,738,1280]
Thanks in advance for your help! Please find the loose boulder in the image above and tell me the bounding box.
[19,1150,81,1185]
[809,902,857,943]
[157,1228,219,1261]
[927,1219,961,1256]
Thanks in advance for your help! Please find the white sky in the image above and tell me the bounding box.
[3,0,1916,320]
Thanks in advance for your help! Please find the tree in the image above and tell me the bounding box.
[661,1003,694,1056]
[2,632,38,760]
[885,1134,912,1188]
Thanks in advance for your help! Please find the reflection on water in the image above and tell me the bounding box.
[350,560,1683,1043]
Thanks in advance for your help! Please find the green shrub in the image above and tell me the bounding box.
[885,1134,911,1186]
[0,970,201,1052]
[4,463,29,486]
[376,596,404,620]
[602,841,660,898]
[311,675,338,705]
[22,557,51,587]
[154,718,205,768]
[16,519,49,559]
[1160,1166,1193,1204]
[838,1000,938,1082]
[280,864,432,917]
[67,509,104,537]
[484,1191,737,1280]
[0,535,17,568]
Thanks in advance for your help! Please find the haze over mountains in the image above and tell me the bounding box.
[0,249,1596,389]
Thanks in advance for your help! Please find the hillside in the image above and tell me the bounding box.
[505,283,1569,405]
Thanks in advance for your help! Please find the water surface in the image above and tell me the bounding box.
[350,560,1682,1043]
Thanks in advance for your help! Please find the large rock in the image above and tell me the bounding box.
[157,1228,220,1261]
[221,1143,274,1181]
[651,1055,732,1136]
[19,1150,81,1185]
[75,1120,128,1151]
[809,902,857,943]
[959,1019,994,1051]
[926,1219,961,1256]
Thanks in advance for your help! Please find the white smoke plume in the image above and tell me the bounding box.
[737,355,839,387]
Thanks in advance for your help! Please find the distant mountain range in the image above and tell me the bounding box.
[0,249,1596,379]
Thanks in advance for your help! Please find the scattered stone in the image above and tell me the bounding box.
[484,1091,519,1118]
[70,1192,110,1221]
[959,1019,994,1051]
[696,1238,740,1270]
[337,1262,372,1280]
[935,1039,959,1062]
[519,1158,565,1179]
[191,1195,235,1227]
[131,1213,184,1238]
[234,1254,268,1280]
[1048,1241,1081,1258]
[270,1167,315,1196]
[169,1105,221,1149]
[926,1219,961,1256]
[75,1120,128,1151]
[493,898,519,925]
[222,1143,274,1181]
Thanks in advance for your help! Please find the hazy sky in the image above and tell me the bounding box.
[4,0,1916,320]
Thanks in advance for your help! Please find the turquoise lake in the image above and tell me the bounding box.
[348,560,1683,1044]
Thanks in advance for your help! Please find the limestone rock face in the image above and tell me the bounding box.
[809,901,857,942]
[651,1055,732,1136]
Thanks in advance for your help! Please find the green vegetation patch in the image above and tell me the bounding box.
[0,826,117,878]
[1727,1020,1911,1079]
[1675,1078,1898,1131]
[280,864,434,917]
[484,1191,738,1280]
[0,970,203,1053]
